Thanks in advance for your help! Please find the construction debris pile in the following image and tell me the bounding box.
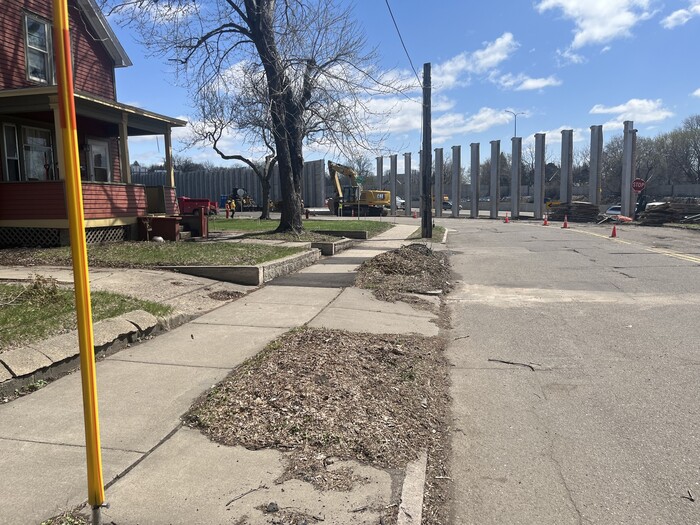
[638,199,700,226]
[547,201,601,222]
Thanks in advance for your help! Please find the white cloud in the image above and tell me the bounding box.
[469,33,520,73]
[661,1,700,28]
[536,0,654,49]
[692,88,700,97]
[556,48,586,65]
[433,33,519,89]
[496,73,562,91]
[589,98,674,127]
[439,107,514,135]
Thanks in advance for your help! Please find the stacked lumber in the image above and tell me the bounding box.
[638,200,700,225]
[547,202,600,222]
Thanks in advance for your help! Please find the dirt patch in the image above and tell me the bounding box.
[208,290,244,301]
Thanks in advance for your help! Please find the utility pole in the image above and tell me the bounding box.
[421,63,432,239]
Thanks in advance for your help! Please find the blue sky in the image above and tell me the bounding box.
[110,0,700,168]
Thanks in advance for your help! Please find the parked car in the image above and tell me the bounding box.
[605,205,622,216]
[442,200,462,210]
[395,196,406,209]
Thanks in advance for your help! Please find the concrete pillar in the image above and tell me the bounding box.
[376,156,384,191]
[534,133,546,219]
[621,120,637,217]
[589,125,603,205]
[390,154,397,215]
[452,145,461,218]
[434,147,443,217]
[404,152,412,217]
[511,137,522,218]
[470,143,480,218]
[560,129,573,203]
[490,140,500,219]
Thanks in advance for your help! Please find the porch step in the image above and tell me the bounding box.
[179,231,192,241]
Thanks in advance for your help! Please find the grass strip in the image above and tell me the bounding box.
[0,277,171,351]
[209,217,392,238]
[0,242,303,269]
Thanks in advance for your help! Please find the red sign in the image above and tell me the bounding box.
[632,178,646,193]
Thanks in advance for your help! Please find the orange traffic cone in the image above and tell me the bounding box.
[611,225,617,238]
[504,212,510,223]
[543,214,549,226]
[562,215,569,229]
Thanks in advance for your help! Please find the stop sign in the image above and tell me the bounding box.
[632,178,646,193]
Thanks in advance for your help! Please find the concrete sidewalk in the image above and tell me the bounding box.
[0,223,438,525]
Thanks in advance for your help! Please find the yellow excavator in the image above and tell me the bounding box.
[326,160,390,216]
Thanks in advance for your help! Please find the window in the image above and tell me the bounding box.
[87,139,110,182]
[22,127,55,181]
[3,125,20,181]
[25,14,53,84]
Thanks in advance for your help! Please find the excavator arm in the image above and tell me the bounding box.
[328,160,359,198]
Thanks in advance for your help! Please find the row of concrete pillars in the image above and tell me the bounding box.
[375,120,638,219]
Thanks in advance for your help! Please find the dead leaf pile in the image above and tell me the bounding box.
[185,328,449,483]
[354,243,451,301]
[186,243,454,524]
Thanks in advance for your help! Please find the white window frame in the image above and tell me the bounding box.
[86,139,111,182]
[22,126,55,181]
[2,124,21,182]
[24,13,53,84]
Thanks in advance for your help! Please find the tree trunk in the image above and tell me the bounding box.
[248,2,304,233]
[259,176,271,220]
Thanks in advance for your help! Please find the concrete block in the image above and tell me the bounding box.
[0,363,12,383]
[93,317,139,347]
[33,332,78,363]
[0,347,52,377]
[311,238,355,256]
[262,249,320,282]
[123,309,159,332]
[0,439,140,525]
[398,451,427,525]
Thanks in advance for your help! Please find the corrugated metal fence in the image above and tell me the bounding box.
[131,159,329,207]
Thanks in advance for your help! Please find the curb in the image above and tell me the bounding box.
[161,248,321,285]
[398,451,428,525]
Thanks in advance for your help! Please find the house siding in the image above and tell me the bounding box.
[0,0,116,99]
[0,181,147,221]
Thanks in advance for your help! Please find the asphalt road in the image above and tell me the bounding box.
[443,219,700,525]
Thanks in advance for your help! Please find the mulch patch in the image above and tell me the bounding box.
[184,242,454,524]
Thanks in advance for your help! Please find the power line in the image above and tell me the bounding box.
[384,0,422,87]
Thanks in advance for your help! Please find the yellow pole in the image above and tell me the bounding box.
[51,0,105,519]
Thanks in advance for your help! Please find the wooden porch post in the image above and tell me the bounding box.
[119,113,131,183]
[49,95,66,181]
[164,125,174,187]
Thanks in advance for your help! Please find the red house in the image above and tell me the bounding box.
[0,0,185,247]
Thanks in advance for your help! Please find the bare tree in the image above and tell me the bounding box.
[663,116,700,183]
[186,74,278,219]
[103,0,408,233]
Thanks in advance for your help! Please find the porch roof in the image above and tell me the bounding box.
[0,87,186,135]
